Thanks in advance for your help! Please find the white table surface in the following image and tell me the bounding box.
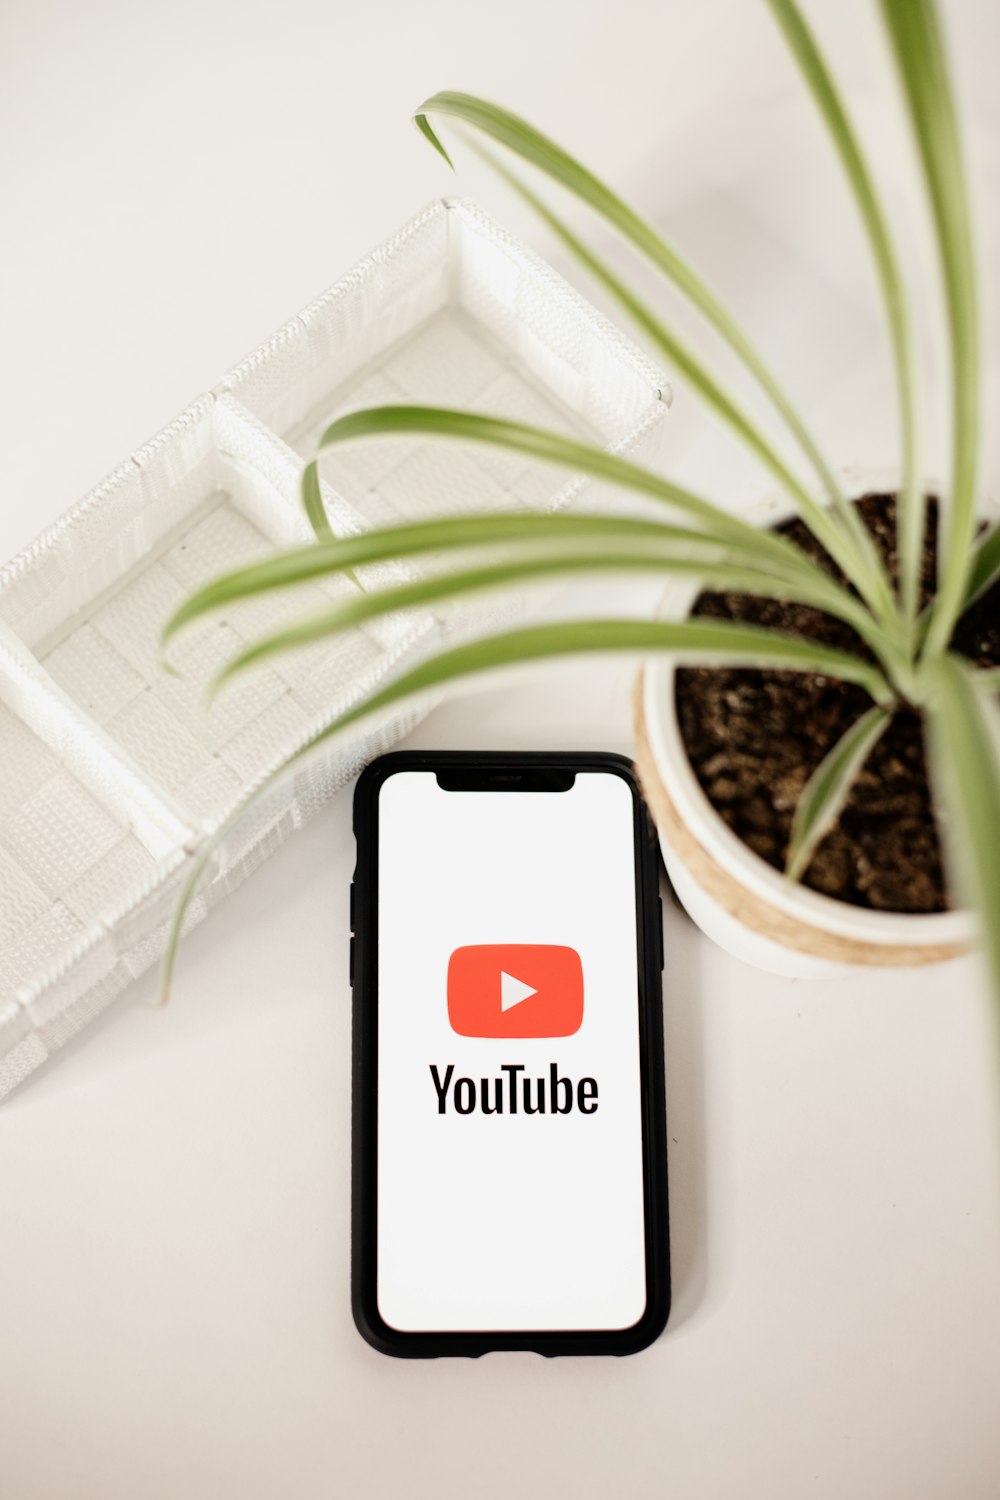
[3,2,1000,1496]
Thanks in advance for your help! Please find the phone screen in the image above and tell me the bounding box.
[374,766,649,1334]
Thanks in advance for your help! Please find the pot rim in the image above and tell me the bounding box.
[642,465,984,946]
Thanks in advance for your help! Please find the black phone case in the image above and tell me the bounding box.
[350,750,670,1358]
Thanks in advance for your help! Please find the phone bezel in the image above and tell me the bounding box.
[351,749,670,1358]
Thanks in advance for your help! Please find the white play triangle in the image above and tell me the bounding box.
[500,971,538,1011]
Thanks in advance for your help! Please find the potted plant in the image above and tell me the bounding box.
[163,0,1000,1008]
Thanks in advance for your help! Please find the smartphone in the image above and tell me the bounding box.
[350,750,669,1358]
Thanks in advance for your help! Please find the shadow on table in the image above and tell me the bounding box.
[660,882,709,1333]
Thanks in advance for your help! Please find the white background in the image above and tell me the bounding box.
[376,772,646,1332]
[2,1,1000,1496]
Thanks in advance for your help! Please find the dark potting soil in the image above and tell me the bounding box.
[675,493,1000,913]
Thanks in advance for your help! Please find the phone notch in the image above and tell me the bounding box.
[435,768,576,793]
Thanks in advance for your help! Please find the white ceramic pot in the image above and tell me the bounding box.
[634,468,976,977]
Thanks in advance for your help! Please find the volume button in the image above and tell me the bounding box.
[349,937,355,986]
[349,880,356,931]
[657,897,665,970]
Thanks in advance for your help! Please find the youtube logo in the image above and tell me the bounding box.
[447,943,584,1039]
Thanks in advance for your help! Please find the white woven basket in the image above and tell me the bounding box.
[0,197,667,1100]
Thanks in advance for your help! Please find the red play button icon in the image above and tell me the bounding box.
[447,943,584,1038]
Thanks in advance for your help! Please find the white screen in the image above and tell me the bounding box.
[376,769,647,1333]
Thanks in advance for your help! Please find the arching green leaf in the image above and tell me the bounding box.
[161,615,891,997]
[924,654,1000,1013]
[308,406,898,653]
[786,704,893,882]
[765,0,921,625]
[206,548,877,700]
[881,0,980,659]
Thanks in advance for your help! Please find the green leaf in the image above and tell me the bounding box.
[302,461,332,542]
[880,0,979,659]
[964,522,1000,606]
[160,847,216,1002]
[415,96,849,518]
[315,409,805,560]
[414,108,454,168]
[924,654,1000,1006]
[765,0,921,625]
[417,102,895,622]
[492,141,900,619]
[160,615,891,996]
[786,704,893,882]
[163,506,854,645]
[206,548,877,700]
[309,407,895,648]
[228,616,892,709]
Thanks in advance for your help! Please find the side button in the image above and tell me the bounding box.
[349,937,355,986]
[349,880,356,932]
[658,897,665,970]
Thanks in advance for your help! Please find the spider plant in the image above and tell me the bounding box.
[163,0,1000,1012]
